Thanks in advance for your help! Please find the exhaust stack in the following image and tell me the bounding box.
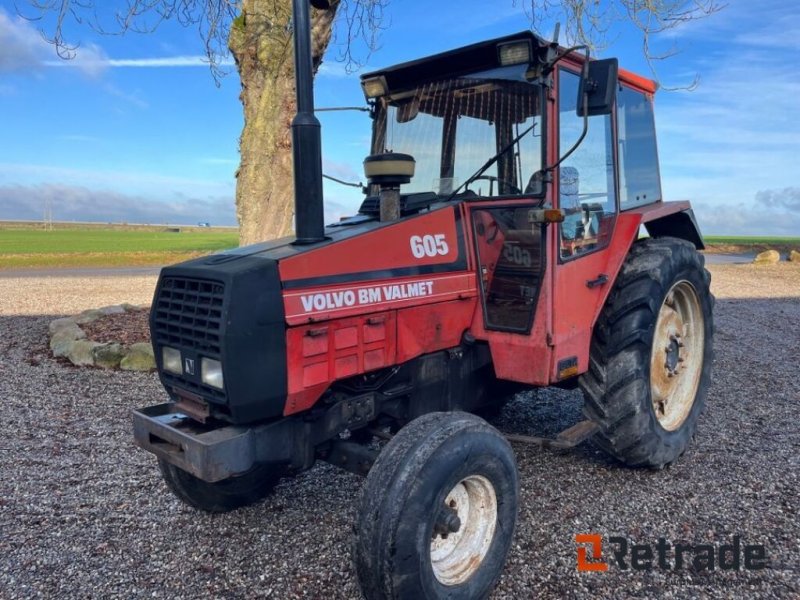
[291,0,326,244]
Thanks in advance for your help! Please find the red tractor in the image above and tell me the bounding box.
[134,3,713,598]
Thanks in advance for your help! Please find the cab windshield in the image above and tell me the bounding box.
[371,66,545,199]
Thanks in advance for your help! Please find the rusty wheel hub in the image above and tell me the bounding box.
[650,280,705,431]
[430,475,497,586]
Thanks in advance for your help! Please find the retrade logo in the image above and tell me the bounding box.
[576,534,767,572]
[575,534,608,572]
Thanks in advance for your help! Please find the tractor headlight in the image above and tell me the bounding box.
[498,41,532,66]
[361,75,388,99]
[162,347,182,374]
[201,357,224,389]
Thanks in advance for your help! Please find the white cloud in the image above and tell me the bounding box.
[655,0,800,236]
[0,7,232,76]
[0,183,237,226]
[0,162,235,199]
[755,187,800,212]
[692,199,800,237]
[0,9,51,72]
[44,55,235,69]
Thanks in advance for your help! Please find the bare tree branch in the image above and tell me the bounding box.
[20,0,725,89]
[513,0,726,90]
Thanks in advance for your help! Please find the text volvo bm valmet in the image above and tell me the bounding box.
[133,14,713,600]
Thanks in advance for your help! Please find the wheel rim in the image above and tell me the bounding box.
[430,475,497,586]
[650,280,705,431]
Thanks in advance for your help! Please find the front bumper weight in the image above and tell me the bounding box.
[132,403,258,482]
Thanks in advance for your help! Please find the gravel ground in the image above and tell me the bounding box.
[0,264,798,599]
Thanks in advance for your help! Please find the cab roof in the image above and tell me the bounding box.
[361,30,657,96]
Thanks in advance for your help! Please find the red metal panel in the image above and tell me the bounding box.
[283,272,476,325]
[395,299,477,364]
[469,272,553,386]
[619,67,658,95]
[279,206,462,282]
[549,212,643,380]
[284,311,397,415]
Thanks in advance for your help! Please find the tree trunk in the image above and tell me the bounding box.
[229,0,339,246]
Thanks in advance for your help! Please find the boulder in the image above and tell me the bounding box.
[120,343,155,371]
[74,309,104,325]
[49,317,77,335]
[67,340,102,366]
[99,305,126,315]
[93,343,127,369]
[50,323,86,357]
[753,250,780,264]
[789,250,800,263]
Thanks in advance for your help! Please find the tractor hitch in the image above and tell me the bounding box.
[504,419,599,450]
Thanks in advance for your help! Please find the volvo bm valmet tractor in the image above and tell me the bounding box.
[133,2,714,597]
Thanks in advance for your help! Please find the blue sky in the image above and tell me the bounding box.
[0,0,798,235]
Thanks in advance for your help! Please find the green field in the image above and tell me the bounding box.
[1,222,797,270]
[704,236,800,246]
[0,223,239,269]
[703,235,800,255]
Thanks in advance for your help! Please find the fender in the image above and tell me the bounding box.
[631,201,705,250]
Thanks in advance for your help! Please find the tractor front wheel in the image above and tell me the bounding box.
[354,412,518,599]
[580,237,714,468]
[158,459,284,513]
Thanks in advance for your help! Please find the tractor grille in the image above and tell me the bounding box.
[153,277,225,354]
[153,276,227,402]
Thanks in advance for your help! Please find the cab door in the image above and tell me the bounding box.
[468,200,553,385]
[549,66,632,380]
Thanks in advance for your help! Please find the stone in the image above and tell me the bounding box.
[49,317,77,335]
[93,343,127,369]
[120,343,155,371]
[50,324,86,357]
[789,249,800,262]
[121,303,145,312]
[99,305,126,315]
[74,309,104,325]
[753,250,780,264]
[67,340,102,366]
[51,338,77,359]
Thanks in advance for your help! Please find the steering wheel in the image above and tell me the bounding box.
[468,175,521,196]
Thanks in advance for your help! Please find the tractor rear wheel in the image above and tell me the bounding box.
[580,237,714,468]
[158,459,284,513]
[354,412,518,599]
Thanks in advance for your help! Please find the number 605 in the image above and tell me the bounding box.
[410,234,449,258]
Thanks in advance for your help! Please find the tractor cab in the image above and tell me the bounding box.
[358,31,667,383]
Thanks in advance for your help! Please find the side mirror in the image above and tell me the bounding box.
[577,58,618,117]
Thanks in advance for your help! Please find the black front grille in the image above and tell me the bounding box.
[153,276,228,405]
[153,277,225,355]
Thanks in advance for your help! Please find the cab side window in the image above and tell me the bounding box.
[558,69,616,259]
[617,86,662,209]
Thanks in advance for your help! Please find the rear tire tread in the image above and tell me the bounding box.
[579,237,715,468]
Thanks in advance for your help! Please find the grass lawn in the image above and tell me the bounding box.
[0,222,239,269]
